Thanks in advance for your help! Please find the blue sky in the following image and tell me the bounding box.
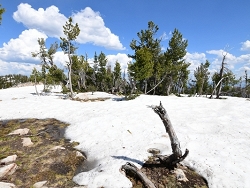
[0,0,250,78]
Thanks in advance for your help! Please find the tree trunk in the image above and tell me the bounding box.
[144,79,148,94]
[121,162,156,188]
[216,54,226,99]
[121,102,188,187]
[210,76,227,99]
[67,62,74,98]
[67,42,74,98]
[152,102,183,159]
[34,75,39,96]
[147,74,167,94]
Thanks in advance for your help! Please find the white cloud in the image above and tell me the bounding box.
[0,29,47,63]
[72,7,125,50]
[13,3,67,38]
[206,49,250,77]
[0,60,40,76]
[13,4,125,50]
[241,40,250,51]
[106,53,132,71]
[53,51,69,69]
[184,52,206,73]
[207,50,238,70]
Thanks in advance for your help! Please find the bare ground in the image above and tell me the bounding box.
[0,118,208,188]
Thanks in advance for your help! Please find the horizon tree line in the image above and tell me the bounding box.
[0,9,249,98]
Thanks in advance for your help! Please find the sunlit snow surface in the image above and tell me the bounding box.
[0,85,250,188]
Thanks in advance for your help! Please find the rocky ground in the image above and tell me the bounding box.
[0,118,208,188]
[0,118,86,188]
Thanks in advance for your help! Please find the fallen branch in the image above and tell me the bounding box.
[121,162,156,188]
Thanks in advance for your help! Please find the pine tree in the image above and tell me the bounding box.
[128,21,162,94]
[31,38,59,91]
[0,4,5,25]
[128,47,154,93]
[113,61,122,92]
[164,29,189,95]
[60,17,80,97]
[96,52,108,91]
[194,60,210,95]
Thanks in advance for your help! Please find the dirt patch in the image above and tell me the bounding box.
[125,156,208,188]
[0,118,86,188]
[73,97,111,102]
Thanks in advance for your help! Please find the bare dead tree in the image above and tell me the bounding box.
[151,102,189,164]
[216,51,227,99]
[121,102,188,187]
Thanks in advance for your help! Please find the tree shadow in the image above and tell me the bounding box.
[111,156,144,166]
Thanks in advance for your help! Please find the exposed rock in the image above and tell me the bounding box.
[0,155,17,165]
[21,137,33,147]
[0,163,18,178]
[0,182,16,188]
[147,148,161,155]
[76,151,86,160]
[50,146,65,150]
[33,181,48,188]
[8,128,30,136]
[174,168,189,182]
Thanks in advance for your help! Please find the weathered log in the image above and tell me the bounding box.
[121,162,156,188]
[121,102,188,186]
[151,102,188,163]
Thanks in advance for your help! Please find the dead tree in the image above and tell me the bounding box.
[151,102,189,164]
[121,102,188,187]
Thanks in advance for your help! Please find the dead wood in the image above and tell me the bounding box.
[121,162,156,188]
[121,102,188,187]
[151,101,188,163]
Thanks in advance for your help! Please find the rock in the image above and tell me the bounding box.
[21,137,33,147]
[50,146,65,150]
[0,163,18,178]
[76,151,87,160]
[174,168,189,182]
[33,181,48,188]
[8,128,30,136]
[147,148,161,155]
[0,182,16,188]
[0,155,17,165]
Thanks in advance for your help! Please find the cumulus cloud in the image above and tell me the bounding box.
[206,49,250,77]
[13,3,125,50]
[106,53,132,70]
[206,50,238,70]
[184,52,206,72]
[0,29,47,63]
[53,51,69,69]
[13,3,67,38]
[72,7,125,50]
[0,60,40,76]
[241,40,250,51]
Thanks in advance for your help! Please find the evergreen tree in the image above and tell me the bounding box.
[128,47,154,93]
[194,60,210,95]
[31,38,59,91]
[163,29,189,95]
[96,52,108,91]
[113,61,122,92]
[60,17,80,97]
[0,4,5,25]
[128,21,162,94]
[106,64,113,92]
